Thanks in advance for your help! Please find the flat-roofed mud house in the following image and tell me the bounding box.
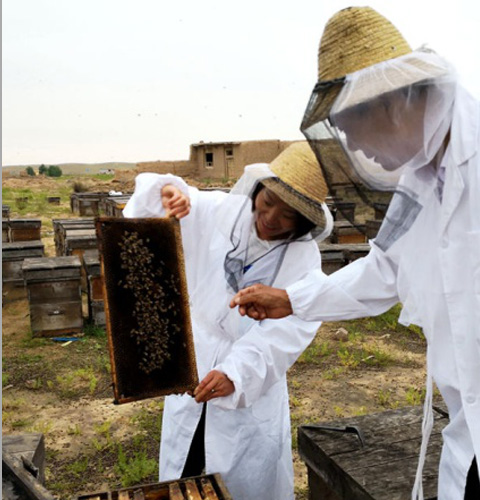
[136,139,297,180]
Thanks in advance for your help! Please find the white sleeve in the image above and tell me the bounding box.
[122,172,190,218]
[212,245,323,410]
[287,243,400,322]
[213,314,321,409]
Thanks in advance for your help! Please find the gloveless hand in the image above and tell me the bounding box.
[229,283,293,320]
[161,184,191,219]
[193,370,234,403]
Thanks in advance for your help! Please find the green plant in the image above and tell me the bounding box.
[337,346,360,368]
[67,424,83,436]
[114,444,157,487]
[26,166,35,176]
[11,418,32,429]
[405,386,426,406]
[333,405,345,417]
[290,396,302,408]
[130,402,163,442]
[83,323,106,338]
[67,456,89,477]
[30,420,53,434]
[3,372,9,387]
[298,341,331,364]
[55,367,99,398]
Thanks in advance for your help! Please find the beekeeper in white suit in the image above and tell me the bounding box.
[231,7,480,500]
[123,142,333,500]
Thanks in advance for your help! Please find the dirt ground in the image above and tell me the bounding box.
[2,174,429,499]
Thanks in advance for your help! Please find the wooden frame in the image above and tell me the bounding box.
[96,217,197,404]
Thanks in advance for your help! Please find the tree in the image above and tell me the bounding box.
[25,166,35,176]
[47,165,62,177]
[38,164,47,175]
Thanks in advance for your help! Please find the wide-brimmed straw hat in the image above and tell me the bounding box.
[313,6,413,120]
[262,142,328,227]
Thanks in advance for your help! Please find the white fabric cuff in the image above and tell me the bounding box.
[122,173,189,218]
[209,363,245,410]
[286,270,329,321]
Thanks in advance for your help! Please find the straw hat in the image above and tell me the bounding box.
[313,6,413,120]
[318,6,412,81]
[262,142,328,227]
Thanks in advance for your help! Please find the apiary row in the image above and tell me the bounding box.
[70,192,131,217]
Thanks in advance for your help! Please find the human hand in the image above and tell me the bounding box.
[193,370,234,403]
[161,184,191,219]
[229,284,293,320]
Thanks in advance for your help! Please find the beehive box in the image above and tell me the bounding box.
[334,201,356,222]
[319,248,346,275]
[82,249,105,326]
[64,233,99,262]
[103,195,131,217]
[70,192,109,216]
[373,202,389,220]
[3,451,56,500]
[22,256,83,337]
[331,221,366,244]
[75,473,232,500]
[298,404,448,500]
[3,433,46,485]
[96,217,198,404]
[53,218,95,256]
[3,218,10,242]
[3,204,10,219]
[9,219,42,242]
[319,243,371,271]
[2,240,45,302]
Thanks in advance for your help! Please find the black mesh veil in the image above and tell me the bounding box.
[301,88,393,228]
[300,49,456,242]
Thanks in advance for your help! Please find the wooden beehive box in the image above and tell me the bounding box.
[96,217,198,404]
[3,218,10,242]
[373,202,389,220]
[3,204,10,219]
[53,218,95,256]
[82,249,105,326]
[3,451,56,500]
[3,433,46,485]
[9,218,42,242]
[331,221,366,244]
[334,201,356,222]
[318,247,346,275]
[2,240,45,302]
[47,196,61,205]
[71,192,109,216]
[75,473,233,500]
[298,404,448,500]
[22,256,83,337]
[104,195,131,217]
[64,233,99,262]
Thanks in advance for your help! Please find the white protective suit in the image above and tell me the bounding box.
[289,85,480,499]
[123,171,323,500]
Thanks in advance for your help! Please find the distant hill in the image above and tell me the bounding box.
[2,162,137,176]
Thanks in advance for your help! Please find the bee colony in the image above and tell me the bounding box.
[96,217,197,404]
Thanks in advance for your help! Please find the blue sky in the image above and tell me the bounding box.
[3,0,480,166]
